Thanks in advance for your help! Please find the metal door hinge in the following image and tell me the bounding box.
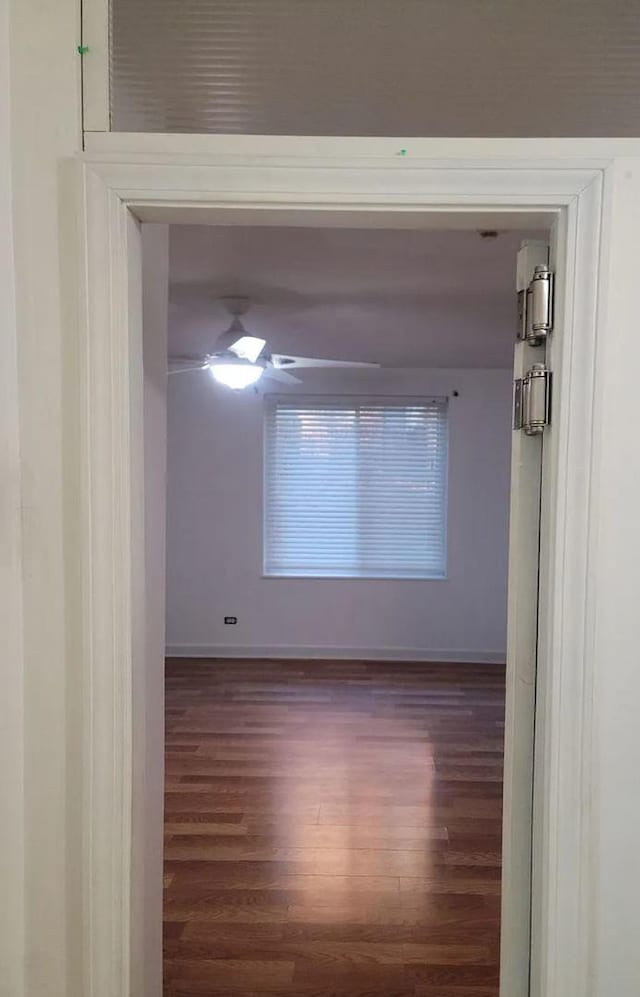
[513,363,552,435]
[517,264,554,346]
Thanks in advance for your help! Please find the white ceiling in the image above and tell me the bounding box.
[168,225,541,369]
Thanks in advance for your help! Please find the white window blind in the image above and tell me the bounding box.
[264,396,448,579]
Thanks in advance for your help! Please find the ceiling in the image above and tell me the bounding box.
[169,226,539,369]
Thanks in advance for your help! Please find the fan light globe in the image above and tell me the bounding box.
[208,360,263,390]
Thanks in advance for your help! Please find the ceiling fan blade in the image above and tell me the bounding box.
[271,354,380,370]
[263,367,302,384]
[168,354,208,375]
[168,365,207,376]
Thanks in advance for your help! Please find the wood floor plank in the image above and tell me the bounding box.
[164,957,294,990]
[163,657,505,995]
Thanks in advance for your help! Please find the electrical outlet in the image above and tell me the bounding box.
[224,616,238,625]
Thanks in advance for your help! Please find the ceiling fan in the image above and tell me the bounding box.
[168,297,379,390]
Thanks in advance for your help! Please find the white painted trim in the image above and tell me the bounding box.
[84,131,640,162]
[81,166,139,997]
[532,170,604,997]
[165,645,506,664]
[0,3,25,986]
[77,141,615,997]
[81,0,110,133]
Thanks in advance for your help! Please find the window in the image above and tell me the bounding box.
[264,396,448,579]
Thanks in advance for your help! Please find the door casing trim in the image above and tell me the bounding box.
[76,138,607,997]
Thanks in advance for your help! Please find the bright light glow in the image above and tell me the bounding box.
[229,335,266,363]
[209,361,263,389]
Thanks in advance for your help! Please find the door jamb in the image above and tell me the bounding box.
[76,142,606,997]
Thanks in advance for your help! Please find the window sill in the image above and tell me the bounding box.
[261,572,449,581]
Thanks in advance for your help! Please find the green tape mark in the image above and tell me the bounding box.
[77,44,89,55]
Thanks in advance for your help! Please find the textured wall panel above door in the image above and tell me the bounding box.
[110,0,640,135]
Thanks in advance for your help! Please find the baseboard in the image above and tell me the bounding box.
[165,644,506,664]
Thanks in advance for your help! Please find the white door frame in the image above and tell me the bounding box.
[77,136,615,997]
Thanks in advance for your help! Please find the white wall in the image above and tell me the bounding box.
[2,2,82,995]
[166,367,512,661]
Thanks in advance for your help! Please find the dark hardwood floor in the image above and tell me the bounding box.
[164,658,505,996]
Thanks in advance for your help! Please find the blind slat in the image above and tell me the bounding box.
[264,396,448,579]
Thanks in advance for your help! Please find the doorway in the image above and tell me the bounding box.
[77,141,603,997]
[153,222,545,995]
